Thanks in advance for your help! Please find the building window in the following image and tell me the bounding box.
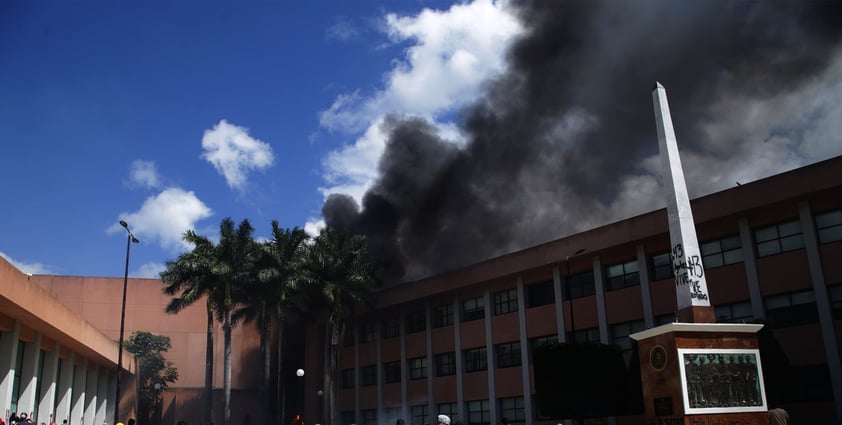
[466,399,490,425]
[434,303,454,328]
[435,352,456,376]
[383,317,400,339]
[406,310,426,334]
[567,270,595,299]
[437,403,459,424]
[610,320,645,351]
[341,412,355,425]
[765,290,818,328]
[464,347,488,372]
[650,252,673,281]
[362,410,377,425]
[526,280,554,308]
[499,396,526,422]
[605,259,640,291]
[572,327,600,343]
[494,288,518,315]
[411,404,428,425]
[715,301,753,323]
[529,335,558,362]
[361,322,376,343]
[384,361,401,383]
[409,357,427,380]
[701,235,743,269]
[361,365,376,386]
[341,368,355,389]
[755,220,805,257]
[496,342,521,368]
[816,209,842,244]
[463,296,485,322]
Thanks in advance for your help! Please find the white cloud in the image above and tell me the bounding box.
[326,17,361,41]
[135,262,166,279]
[0,251,55,275]
[201,119,275,191]
[317,0,521,207]
[128,159,161,189]
[108,187,213,252]
[304,218,325,237]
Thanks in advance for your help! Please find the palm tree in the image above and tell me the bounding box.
[161,217,259,425]
[161,228,218,425]
[234,221,308,425]
[300,226,380,425]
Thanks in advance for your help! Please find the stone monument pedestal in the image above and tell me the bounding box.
[631,323,769,425]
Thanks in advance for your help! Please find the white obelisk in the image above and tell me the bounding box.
[652,82,714,323]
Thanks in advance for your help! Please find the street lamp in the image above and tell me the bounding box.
[115,220,139,425]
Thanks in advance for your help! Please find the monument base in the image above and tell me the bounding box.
[630,323,768,425]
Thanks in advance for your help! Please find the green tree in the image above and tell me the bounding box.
[124,331,178,425]
[300,226,379,425]
[234,221,308,425]
[161,217,259,425]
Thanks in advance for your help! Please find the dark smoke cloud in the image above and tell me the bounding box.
[324,0,842,282]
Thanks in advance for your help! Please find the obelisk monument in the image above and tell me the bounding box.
[652,82,714,323]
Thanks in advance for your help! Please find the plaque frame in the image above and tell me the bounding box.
[676,348,767,414]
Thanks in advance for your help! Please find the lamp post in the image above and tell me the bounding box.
[565,249,585,343]
[115,220,139,425]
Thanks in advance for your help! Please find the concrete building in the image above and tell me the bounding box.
[0,257,137,425]
[307,155,842,425]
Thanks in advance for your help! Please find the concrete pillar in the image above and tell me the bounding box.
[399,310,408,422]
[515,277,533,425]
[799,202,842,418]
[552,266,567,343]
[71,357,87,425]
[636,244,655,328]
[0,321,21,417]
[38,342,61,425]
[55,353,75,425]
[19,332,43,418]
[375,319,383,420]
[95,370,107,425]
[84,364,98,425]
[738,217,765,320]
[593,256,609,344]
[452,295,464,423]
[104,373,115,425]
[425,303,434,425]
[483,287,497,425]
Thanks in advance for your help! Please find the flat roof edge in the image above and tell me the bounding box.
[630,322,764,341]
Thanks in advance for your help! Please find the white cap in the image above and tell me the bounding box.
[437,415,450,425]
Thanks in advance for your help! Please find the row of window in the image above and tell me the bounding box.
[341,337,562,388]
[341,397,527,425]
[343,211,842,346]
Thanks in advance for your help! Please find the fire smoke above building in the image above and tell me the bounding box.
[322,0,842,282]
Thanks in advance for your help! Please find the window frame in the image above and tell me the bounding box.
[494,288,518,315]
[464,347,488,373]
[463,296,486,322]
[495,341,521,368]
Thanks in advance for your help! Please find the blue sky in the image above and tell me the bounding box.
[2,1,841,280]
[0,0,523,277]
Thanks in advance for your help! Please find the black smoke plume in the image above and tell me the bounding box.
[323,0,842,282]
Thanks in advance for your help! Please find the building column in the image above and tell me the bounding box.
[351,323,360,425]
[55,353,74,425]
[592,257,609,344]
[105,373,115,425]
[38,341,61,425]
[515,277,533,425]
[799,202,842,418]
[452,296,464,423]
[95,369,107,425]
[375,319,383,421]
[0,320,21,416]
[552,266,567,343]
[71,357,87,425]
[483,287,497,425]
[425,303,434,425]
[399,311,408,422]
[738,217,765,320]
[19,332,43,418]
[636,244,655,328]
[84,364,98,425]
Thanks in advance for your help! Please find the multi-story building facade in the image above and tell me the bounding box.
[305,155,842,425]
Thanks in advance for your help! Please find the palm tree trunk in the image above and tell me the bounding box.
[260,307,271,425]
[205,299,214,425]
[224,310,233,425]
[322,319,341,425]
[277,312,286,425]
